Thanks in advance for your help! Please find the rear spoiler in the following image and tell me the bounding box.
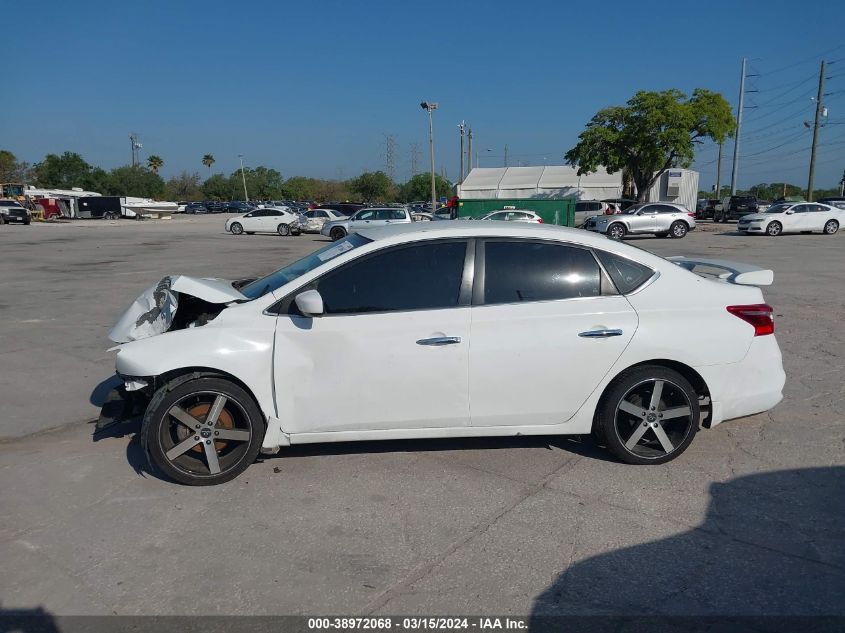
[667,256,773,286]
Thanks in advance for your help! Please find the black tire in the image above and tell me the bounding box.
[824,219,839,235]
[669,221,688,238]
[277,223,290,236]
[330,226,346,241]
[607,222,626,240]
[141,376,265,486]
[766,221,782,236]
[23,220,31,226]
[595,365,699,465]
[103,212,117,220]
[230,222,244,235]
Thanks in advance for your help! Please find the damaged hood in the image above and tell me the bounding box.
[108,275,246,343]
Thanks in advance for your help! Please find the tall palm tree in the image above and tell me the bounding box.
[147,155,164,174]
[202,154,215,173]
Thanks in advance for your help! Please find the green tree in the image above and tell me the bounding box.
[165,171,204,200]
[202,154,215,173]
[283,176,319,200]
[147,155,164,174]
[105,165,165,198]
[202,173,233,200]
[349,170,393,202]
[566,89,735,202]
[231,166,285,200]
[0,150,32,183]
[397,173,453,202]
[33,152,95,189]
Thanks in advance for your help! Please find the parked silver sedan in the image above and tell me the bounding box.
[476,210,543,223]
[584,202,696,239]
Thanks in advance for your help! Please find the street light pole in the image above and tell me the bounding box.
[238,154,249,202]
[458,120,465,184]
[421,101,438,212]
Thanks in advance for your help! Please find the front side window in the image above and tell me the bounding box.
[792,205,809,214]
[482,240,601,305]
[307,240,468,314]
[354,210,376,221]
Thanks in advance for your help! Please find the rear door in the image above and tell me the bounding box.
[806,204,831,231]
[468,239,638,427]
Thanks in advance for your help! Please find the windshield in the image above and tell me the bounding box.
[239,233,371,299]
[765,204,791,214]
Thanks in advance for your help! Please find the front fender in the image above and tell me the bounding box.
[114,321,276,419]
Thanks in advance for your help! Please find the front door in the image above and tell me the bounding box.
[273,239,472,434]
[784,204,810,232]
[468,239,638,427]
[628,206,658,233]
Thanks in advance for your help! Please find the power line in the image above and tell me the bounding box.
[757,43,845,76]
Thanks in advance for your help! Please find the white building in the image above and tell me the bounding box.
[647,168,700,211]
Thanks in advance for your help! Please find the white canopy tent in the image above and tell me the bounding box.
[457,166,623,200]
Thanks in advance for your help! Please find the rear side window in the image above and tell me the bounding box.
[594,250,655,294]
[308,241,468,314]
[482,241,601,304]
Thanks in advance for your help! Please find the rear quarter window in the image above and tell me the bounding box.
[594,250,655,294]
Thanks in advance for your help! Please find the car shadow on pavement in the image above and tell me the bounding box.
[528,466,845,627]
[0,605,61,633]
[271,433,617,463]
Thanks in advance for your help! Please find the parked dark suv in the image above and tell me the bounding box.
[714,196,759,222]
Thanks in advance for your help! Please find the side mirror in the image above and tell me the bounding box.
[785,210,794,215]
[294,289,324,317]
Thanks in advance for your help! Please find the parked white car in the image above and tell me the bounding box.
[476,210,543,223]
[321,207,413,241]
[584,202,696,239]
[736,202,842,236]
[299,208,346,233]
[108,222,785,485]
[224,206,301,236]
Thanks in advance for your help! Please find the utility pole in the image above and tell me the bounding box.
[807,60,826,202]
[409,143,421,176]
[467,128,473,171]
[715,141,723,200]
[238,154,249,201]
[730,58,747,196]
[383,134,397,182]
[458,121,465,184]
[420,101,438,212]
[504,145,509,167]
[839,169,845,196]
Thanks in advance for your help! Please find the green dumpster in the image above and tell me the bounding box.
[456,198,576,227]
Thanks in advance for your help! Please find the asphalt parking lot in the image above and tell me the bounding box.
[1,215,843,617]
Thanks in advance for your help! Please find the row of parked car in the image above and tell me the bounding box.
[696,195,845,222]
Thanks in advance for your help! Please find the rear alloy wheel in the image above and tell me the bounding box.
[277,223,291,236]
[670,221,688,238]
[230,222,244,235]
[766,221,782,236]
[824,219,839,235]
[607,223,626,240]
[142,377,265,485]
[330,227,347,241]
[596,366,699,465]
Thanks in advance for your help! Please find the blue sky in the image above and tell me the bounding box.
[2,0,844,191]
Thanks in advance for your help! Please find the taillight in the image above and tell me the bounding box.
[536,217,543,223]
[687,212,695,217]
[727,304,774,336]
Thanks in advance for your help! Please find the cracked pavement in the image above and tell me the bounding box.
[0,217,843,616]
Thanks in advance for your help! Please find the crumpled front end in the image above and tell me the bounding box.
[108,275,247,343]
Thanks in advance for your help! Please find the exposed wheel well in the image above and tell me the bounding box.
[154,367,263,413]
[595,359,712,430]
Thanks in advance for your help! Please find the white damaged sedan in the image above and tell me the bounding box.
[108,222,785,485]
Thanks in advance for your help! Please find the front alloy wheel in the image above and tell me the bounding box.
[607,223,626,240]
[142,377,265,485]
[330,227,346,241]
[277,223,290,236]
[766,221,782,236]
[596,366,699,465]
[230,222,244,235]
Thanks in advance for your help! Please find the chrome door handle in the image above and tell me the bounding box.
[416,336,462,346]
[578,329,623,338]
